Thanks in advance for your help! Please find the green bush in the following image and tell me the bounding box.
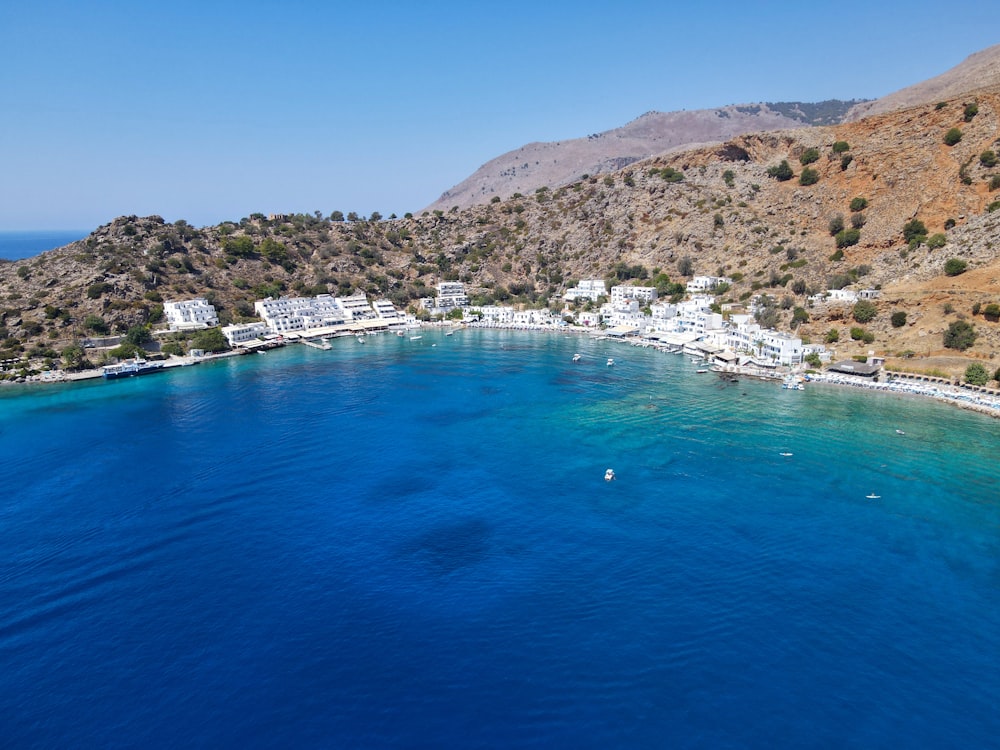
[840,154,853,171]
[850,212,866,229]
[963,102,978,122]
[829,249,844,262]
[902,219,928,244]
[852,300,877,323]
[943,320,977,350]
[926,233,947,249]
[825,329,839,343]
[850,327,865,340]
[943,128,963,146]
[835,229,861,248]
[86,282,113,299]
[944,258,968,276]
[799,167,819,186]
[849,197,868,212]
[988,200,1000,212]
[981,150,998,168]
[767,160,794,181]
[891,311,907,327]
[964,362,989,386]
[828,214,845,235]
[832,141,850,154]
[83,314,109,334]
[800,148,820,165]
[983,303,1000,322]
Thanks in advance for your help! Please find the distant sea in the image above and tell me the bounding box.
[2,330,998,748]
[0,230,88,260]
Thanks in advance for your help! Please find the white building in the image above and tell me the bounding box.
[727,319,803,365]
[372,299,402,321]
[610,285,657,305]
[338,293,375,320]
[687,276,731,293]
[435,282,468,309]
[221,322,268,347]
[255,295,349,334]
[471,305,514,325]
[563,279,607,302]
[164,298,219,331]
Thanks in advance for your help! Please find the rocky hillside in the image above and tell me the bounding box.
[845,43,1000,121]
[2,87,1000,380]
[422,101,862,213]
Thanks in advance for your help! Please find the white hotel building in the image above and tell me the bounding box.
[563,279,607,303]
[221,322,268,347]
[164,298,219,331]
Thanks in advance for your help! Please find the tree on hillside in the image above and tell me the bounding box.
[944,258,968,276]
[964,362,989,386]
[903,219,928,244]
[943,128,963,146]
[767,160,793,181]
[943,320,977,351]
[852,300,876,323]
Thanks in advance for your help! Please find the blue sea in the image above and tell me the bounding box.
[2,330,998,748]
[0,230,88,260]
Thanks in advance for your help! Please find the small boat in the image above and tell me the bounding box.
[895,429,905,435]
[410,335,422,341]
[396,330,405,337]
[604,468,616,482]
[357,336,365,343]
[779,452,793,457]
[866,493,881,500]
[572,353,581,362]
[606,358,614,367]
[445,330,455,336]
[696,368,709,374]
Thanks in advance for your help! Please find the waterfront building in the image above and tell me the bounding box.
[164,298,219,331]
[372,299,402,321]
[337,293,375,320]
[221,322,268,347]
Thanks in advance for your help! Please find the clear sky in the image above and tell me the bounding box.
[1,1,996,230]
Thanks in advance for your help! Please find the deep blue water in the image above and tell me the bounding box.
[0,230,88,260]
[2,331,998,748]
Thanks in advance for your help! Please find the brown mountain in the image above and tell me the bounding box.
[422,102,862,213]
[2,83,1000,384]
[845,43,1000,121]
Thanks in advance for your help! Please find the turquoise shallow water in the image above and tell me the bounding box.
[1,330,998,747]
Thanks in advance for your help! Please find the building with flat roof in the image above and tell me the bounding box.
[164,298,219,331]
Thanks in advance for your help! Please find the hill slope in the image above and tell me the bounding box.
[422,102,861,213]
[846,43,1000,121]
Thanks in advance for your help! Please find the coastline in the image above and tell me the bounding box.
[5,323,1000,421]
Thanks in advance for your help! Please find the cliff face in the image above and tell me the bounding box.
[2,88,1000,378]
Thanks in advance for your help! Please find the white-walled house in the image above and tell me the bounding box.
[164,298,219,331]
[728,319,803,365]
[563,279,607,302]
[610,285,657,305]
[686,276,731,293]
[221,322,268,347]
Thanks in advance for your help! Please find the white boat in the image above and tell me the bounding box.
[604,468,616,481]
[606,358,614,366]
[357,336,365,343]
[779,452,793,457]
[866,493,881,499]
[895,429,905,435]
[445,330,455,336]
[572,353,581,362]
[396,330,405,337]
[409,335,422,340]
[696,368,709,374]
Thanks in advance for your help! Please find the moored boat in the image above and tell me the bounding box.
[102,358,165,380]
